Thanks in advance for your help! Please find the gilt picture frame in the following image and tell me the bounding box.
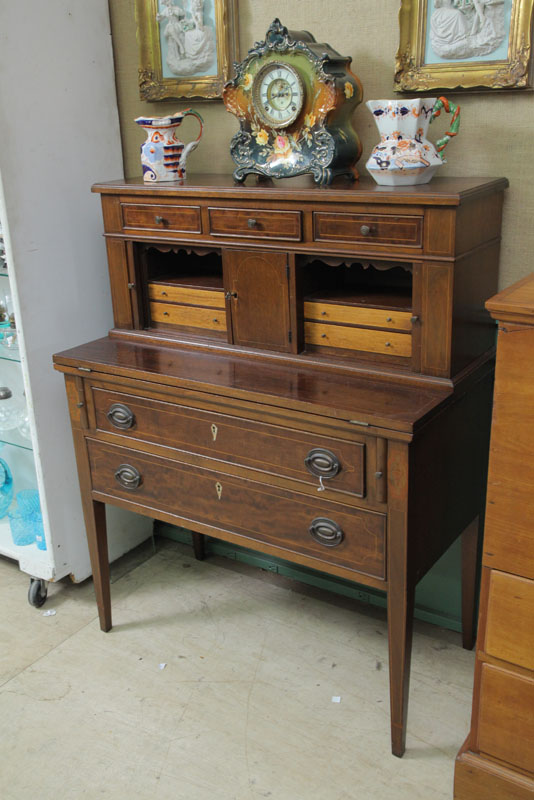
[395,0,534,91]
[136,0,238,101]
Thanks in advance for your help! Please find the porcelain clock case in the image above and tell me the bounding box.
[223,19,363,185]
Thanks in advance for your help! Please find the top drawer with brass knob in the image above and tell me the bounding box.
[208,207,302,241]
[313,211,423,249]
[120,203,202,235]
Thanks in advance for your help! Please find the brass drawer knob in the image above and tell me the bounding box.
[360,224,372,236]
[309,517,344,547]
[305,448,340,479]
[225,291,238,300]
[154,215,166,225]
[247,218,258,228]
[114,463,142,491]
[106,403,135,430]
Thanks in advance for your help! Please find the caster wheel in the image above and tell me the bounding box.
[28,578,48,608]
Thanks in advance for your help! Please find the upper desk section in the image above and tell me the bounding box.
[92,175,508,383]
[93,175,508,262]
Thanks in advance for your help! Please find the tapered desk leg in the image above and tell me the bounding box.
[461,516,480,651]
[82,498,111,632]
[64,375,112,633]
[387,440,413,758]
[192,531,206,560]
[388,576,415,758]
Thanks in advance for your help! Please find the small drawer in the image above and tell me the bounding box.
[148,283,225,309]
[305,321,412,357]
[485,570,534,670]
[208,207,301,241]
[91,386,367,498]
[477,663,534,773]
[150,301,226,331]
[121,203,201,234]
[304,301,413,332]
[88,439,386,580]
[313,212,423,248]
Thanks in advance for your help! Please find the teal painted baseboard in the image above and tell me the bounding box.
[156,522,463,633]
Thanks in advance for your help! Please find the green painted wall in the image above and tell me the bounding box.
[158,523,465,632]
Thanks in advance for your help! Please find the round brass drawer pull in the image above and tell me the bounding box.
[360,224,372,236]
[114,463,142,491]
[305,447,340,479]
[247,218,258,228]
[106,403,135,430]
[154,215,166,225]
[309,517,344,547]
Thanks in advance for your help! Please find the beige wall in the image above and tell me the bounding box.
[109,0,534,289]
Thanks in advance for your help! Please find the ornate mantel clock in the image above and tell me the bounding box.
[223,19,363,185]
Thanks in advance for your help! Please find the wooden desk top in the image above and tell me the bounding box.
[53,336,455,437]
[92,175,509,207]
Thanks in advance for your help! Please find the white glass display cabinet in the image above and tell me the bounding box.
[0,204,150,607]
[0,0,152,607]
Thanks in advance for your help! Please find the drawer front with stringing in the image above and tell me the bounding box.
[208,207,302,241]
[313,212,423,248]
[91,387,367,498]
[485,570,534,671]
[148,283,225,308]
[476,663,534,774]
[88,439,386,580]
[304,301,413,332]
[150,302,226,331]
[305,321,412,357]
[121,203,201,234]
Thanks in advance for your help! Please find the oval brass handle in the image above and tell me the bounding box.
[360,224,372,236]
[106,403,135,430]
[305,448,340,479]
[309,517,344,547]
[247,218,258,228]
[114,463,142,490]
[154,215,166,225]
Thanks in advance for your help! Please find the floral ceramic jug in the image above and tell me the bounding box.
[365,97,460,186]
[135,109,204,182]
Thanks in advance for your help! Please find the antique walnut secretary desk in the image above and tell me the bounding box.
[53,173,507,757]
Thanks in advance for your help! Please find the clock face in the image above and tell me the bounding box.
[252,62,304,129]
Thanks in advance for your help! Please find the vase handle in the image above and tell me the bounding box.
[430,97,460,160]
[179,109,204,168]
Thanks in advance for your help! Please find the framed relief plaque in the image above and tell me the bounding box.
[136,0,238,100]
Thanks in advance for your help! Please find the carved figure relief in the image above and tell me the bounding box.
[429,0,507,60]
[157,0,216,76]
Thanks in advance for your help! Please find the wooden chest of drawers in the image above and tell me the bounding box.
[455,275,534,799]
[54,174,507,758]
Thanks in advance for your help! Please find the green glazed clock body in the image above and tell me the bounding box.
[223,19,363,185]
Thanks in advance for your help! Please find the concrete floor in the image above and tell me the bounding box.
[0,538,475,800]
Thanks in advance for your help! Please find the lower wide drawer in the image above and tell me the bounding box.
[87,439,386,580]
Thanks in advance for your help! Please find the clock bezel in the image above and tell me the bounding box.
[251,61,304,129]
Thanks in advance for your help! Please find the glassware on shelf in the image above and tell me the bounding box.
[0,451,14,517]
[17,407,31,440]
[1,329,19,354]
[0,238,6,272]
[0,387,25,431]
[8,490,45,549]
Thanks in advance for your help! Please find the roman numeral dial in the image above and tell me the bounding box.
[251,62,304,129]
